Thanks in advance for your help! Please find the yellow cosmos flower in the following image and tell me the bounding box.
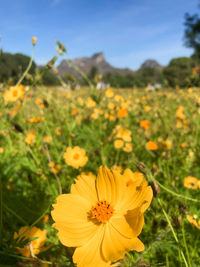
[63,146,88,169]
[115,129,132,142]
[55,127,61,135]
[114,139,124,149]
[25,129,35,146]
[51,166,153,267]
[105,89,114,98]
[27,117,44,123]
[186,215,200,230]
[183,176,199,189]
[43,136,52,143]
[4,84,25,102]
[14,226,47,257]
[123,143,133,153]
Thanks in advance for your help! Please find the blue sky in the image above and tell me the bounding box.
[0,0,198,69]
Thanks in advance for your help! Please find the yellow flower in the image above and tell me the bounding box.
[105,89,114,98]
[115,129,132,142]
[183,176,199,189]
[186,215,200,230]
[27,117,44,123]
[114,139,124,149]
[176,106,185,120]
[4,85,25,102]
[43,136,52,143]
[123,143,133,153]
[14,226,47,257]
[51,166,153,267]
[63,146,88,169]
[111,165,123,173]
[0,147,4,153]
[25,129,35,146]
[55,127,61,135]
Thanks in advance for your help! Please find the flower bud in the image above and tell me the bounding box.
[32,36,37,46]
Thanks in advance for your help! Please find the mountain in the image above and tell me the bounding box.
[141,59,163,69]
[57,52,134,77]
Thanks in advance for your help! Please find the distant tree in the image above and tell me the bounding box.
[41,69,60,85]
[88,66,98,82]
[0,51,36,83]
[163,57,195,87]
[184,12,200,61]
[136,67,164,86]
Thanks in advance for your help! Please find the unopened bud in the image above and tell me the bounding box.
[32,36,37,46]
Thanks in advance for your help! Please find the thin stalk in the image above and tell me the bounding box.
[182,222,192,267]
[158,198,189,267]
[3,203,27,224]
[0,172,2,246]
[16,46,34,86]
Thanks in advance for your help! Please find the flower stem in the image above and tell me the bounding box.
[15,46,34,86]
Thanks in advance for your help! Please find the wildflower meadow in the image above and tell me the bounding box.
[0,39,200,267]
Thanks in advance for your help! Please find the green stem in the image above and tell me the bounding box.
[0,251,52,264]
[182,222,192,267]
[3,203,27,224]
[158,198,189,267]
[16,46,34,86]
[0,172,2,246]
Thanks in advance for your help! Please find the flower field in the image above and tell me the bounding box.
[1,83,200,266]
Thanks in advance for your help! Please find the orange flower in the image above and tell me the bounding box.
[183,176,199,189]
[72,109,78,115]
[117,108,128,119]
[140,120,150,130]
[146,141,158,151]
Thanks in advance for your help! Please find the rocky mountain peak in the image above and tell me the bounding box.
[141,59,162,69]
[91,52,105,63]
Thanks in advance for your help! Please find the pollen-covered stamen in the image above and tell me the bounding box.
[91,200,114,223]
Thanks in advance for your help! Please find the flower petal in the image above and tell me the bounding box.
[96,166,126,206]
[125,208,144,237]
[51,194,98,247]
[110,215,136,238]
[102,223,144,262]
[117,183,153,214]
[54,221,98,247]
[71,174,97,205]
[73,224,109,267]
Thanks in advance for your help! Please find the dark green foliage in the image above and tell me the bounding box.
[184,12,200,62]
[163,57,196,87]
[0,51,36,83]
[41,68,61,85]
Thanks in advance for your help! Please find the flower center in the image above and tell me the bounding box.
[91,201,114,223]
[73,153,80,160]
[13,90,18,97]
